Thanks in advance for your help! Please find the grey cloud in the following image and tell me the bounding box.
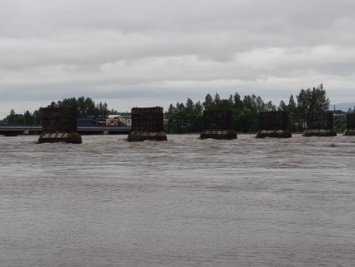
[1,0,355,116]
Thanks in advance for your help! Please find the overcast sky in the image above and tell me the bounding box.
[1,0,355,117]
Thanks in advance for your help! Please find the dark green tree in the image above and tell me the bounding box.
[297,84,329,115]
[203,94,214,110]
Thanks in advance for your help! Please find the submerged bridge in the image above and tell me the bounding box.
[0,125,131,136]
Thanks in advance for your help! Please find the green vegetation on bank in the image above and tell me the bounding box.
[1,84,353,132]
[3,97,117,126]
[166,84,352,134]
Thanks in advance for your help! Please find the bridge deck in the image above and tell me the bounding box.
[0,126,131,136]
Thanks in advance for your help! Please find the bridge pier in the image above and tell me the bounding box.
[303,112,336,137]
[343,114,355,136]
[200,110,237,140]
[128,107,167,141]
[38,107,82,144]
[256,111,291,138]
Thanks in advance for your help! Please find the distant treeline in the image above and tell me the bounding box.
[3,97,117,126]
[166,84,349,133]
[2,84,352,132]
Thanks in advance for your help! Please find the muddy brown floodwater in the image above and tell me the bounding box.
[0,134,354,266]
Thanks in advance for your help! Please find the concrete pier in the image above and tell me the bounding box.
[38,107,82,144]
[303,112,336,137]
[128,107,167,141]
[343,114,355,136]
[256,111,291,138]
[200,110,237,140]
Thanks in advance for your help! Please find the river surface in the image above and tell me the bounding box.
[0,134,354,266]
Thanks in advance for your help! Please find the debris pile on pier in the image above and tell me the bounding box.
[256,111,291,138]
[343,114,355,136]
[128,107,167,141]
[200,110,237,140]
[303,112,336,137]
[38,107,82,144]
